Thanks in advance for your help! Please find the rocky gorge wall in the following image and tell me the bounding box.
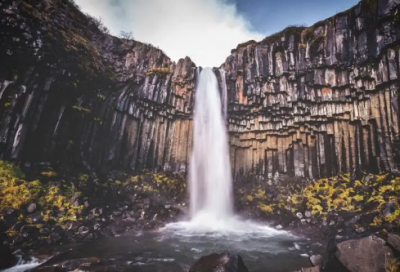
[0,0,196,176]
[220,0,400,179]
[0,0,399,180]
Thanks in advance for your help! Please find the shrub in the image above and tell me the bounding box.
[120,31,133,40]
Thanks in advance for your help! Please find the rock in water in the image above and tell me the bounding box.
[335,235,395,272]
[309,255,323,267]
[189,253,249,272]
[301,267,320,272]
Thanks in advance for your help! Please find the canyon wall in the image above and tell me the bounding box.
[0,0,399,179]
[220,0,400,179]
[0,0,195,175]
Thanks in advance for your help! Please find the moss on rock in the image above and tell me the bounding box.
[239,172,400,230]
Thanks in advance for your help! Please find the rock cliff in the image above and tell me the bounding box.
[220,0,400,179]
[0,0,399,179]
[0,0,195,176]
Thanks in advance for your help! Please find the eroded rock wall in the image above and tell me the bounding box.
[220,0,400,179]
[0,0,399,179]
[0,0,195,175]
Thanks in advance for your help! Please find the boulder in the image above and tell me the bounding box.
[388,233,400,252]
[335,235,395,272]
[27,203,36,213]
[301,267,320,272]
[309,255,323,267]
[189,253,249,272]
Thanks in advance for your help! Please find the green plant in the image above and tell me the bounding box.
[93,118,103,125]
[146,67,170,77]
[385,256,400,272]
[97,94,106,101]
[72,105,90,114]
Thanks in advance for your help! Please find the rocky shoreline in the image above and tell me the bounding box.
[0,161,399,271]
[0,161,188,269]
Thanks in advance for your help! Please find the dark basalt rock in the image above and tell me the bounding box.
[323,235,396,272]
[309,255,323,268]
[189,253,249,272]
[0,244,18,270]
[301,268,320,272]
[0,0,399,182]
[388,233,400,252]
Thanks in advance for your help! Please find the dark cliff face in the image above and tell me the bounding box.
[220,0,400,179]
[0,0,399,179]
[0,0,195,176]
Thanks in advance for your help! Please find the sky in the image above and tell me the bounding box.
[74,0,360,67]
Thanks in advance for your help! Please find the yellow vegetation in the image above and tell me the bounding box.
[258,203,273,214]
[0,160,84,228]
[246,195,253,202]
[41,171,57,177]
[247,172,399,228]
[146,68,170,77]
[385,257,400,272]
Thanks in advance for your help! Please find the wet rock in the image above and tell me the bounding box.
[112,211,122,217]
[296,212,303,219]
[335,235,395,272]
[301,267,320,272]
[189,253,249,272]
[388,233,400,252]
[93,223,101,231]
[0,245,18,270]
[65,221,81,231]
[309,255,323,267]
[40,228,50,235]
[62,259,81,271]
[382,201,397,218]
[355,227,365,234]
[4,210,18,227]
[27,203,36,213]
[76,226,90,238]
[48,232,62,244]
[21,225,40,238]
[28,213,43,223]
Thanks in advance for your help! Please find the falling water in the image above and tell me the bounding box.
[164,68,289,235]
[189,67,233,221]
[219,69,228,120]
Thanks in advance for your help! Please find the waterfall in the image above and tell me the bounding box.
[219,69,228,120]
[165,68,286,234]
[189,68,233,221]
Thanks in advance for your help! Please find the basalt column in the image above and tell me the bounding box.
[220,0,400,179]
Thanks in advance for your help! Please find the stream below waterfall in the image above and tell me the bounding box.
[4,226,322,272]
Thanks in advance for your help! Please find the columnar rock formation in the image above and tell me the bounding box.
[220,0,400,179]
[0,0,399,179]
[0,0,195,175]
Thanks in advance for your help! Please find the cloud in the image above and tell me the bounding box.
[74,0,264,67]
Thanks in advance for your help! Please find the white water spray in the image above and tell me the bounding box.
[189,68,233,221]
[219,69,228,120]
